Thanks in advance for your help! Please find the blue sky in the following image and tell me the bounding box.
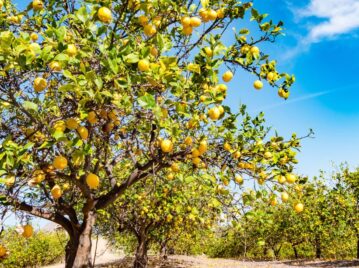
[223,0,359,177]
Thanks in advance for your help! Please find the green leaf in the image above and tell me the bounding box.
[184,176,195,184]
[138,94,155,109]
[52,130,65,140]
[55,26,67,42]
[54,53,69,61]
[23,101,38,111]
[124,53,139,63]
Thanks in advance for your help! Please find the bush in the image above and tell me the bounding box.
[0,229,67,268]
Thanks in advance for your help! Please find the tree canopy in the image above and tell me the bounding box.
[0,0,299,267]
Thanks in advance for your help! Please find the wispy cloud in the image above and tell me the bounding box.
[252,83,359,113]
[254,90,333,113]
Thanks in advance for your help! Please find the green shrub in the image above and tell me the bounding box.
[0,229,67,268]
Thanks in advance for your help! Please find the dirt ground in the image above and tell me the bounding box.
[96,255,359,268]
[42,238,359,268]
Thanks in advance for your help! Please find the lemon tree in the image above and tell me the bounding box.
[100,170,221,267]
[0,0,298,267]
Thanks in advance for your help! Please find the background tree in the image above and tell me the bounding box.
[0,0,297,267]
[100,170,221,268]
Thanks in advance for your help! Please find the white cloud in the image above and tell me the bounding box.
[298,0,359,43]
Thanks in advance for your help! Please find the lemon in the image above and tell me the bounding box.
[86,173,100,189]
[77,126,89,140]
[222,71,233,82]
[33,77,47,93]
[66,118,79,130]
[98,7,112,23]
[160,139,173,153]
[51,185,62,199]
[22,224,33,238]
[32,0,44,11]
[138,59,150,72]
[53,156,68,170]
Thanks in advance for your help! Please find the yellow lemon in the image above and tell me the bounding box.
[217,8,225,19]
[53,120,66,132]
[66,118,79,130]
[222,71,233,82]
[138,15,148,26]
[32,170,45,183]
[281,192,289,202]
[138,59,150,72]
[87,111,97,124]
[51,185,62,199]
[198,140,207,154]
[182,26,193,35]
[98,7,112,23]
[235,175,243,184]
[33,77,47,93]
[22,224,33,238]
[208,107,221,120]
[0,245,6,257]
[49,61,61,72]
[30,32,38,41]
[144,24,156,36]
[77,126,89,140]
[53,156,68,170]
[32,0,44,11]
[207,9,217,20]
[190,17,201,27]
[160,139,173,153]
[192,157,201,166]
[294,203,304,213]
[250,46,260,55]
[286,173,296,184]
[204,47,213,57]
[253,80,263,90]
[184,136,193,146]
[67,44,77,56]
[86,173,100,189]
[181,16,191,27]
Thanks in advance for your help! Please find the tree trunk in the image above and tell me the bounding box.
[315,236,321,259]
[65,212,96,268]
[160,240,168,261]
[134,235,149,268]
[292,244,298,259]
[356,236,359,259]
[274,245,282,258]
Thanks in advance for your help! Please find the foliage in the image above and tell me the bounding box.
[194,169,358,260]
[0,229,66,267]
[0,0,300,266]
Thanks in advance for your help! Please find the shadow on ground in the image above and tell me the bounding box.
[95,256,359,268]
[282,260,359,267]
[95,256,188,268]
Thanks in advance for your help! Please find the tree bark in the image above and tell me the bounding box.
[160,240,168,261]
[356,236,359,259]
[134,235,149,268]
[315,235,321,259]
[292,244,298,259]
[65,212,96,268]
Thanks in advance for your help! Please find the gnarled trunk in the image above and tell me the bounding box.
[65,212,96,268]
[134,235,149,268]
